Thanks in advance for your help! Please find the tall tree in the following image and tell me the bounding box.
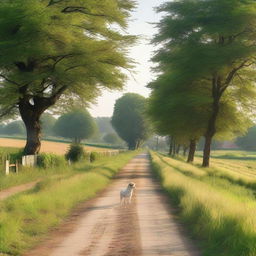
[151,0,256,166]
[148,79,208,162]
[54,109,96,143]
[0,0,136,155]
[112,93,151,150]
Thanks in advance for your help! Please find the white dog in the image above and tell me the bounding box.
[120,182,136,205]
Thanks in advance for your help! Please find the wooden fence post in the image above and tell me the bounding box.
[5,160,9,175]
[15,160,19,173]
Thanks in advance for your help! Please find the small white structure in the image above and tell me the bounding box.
[22,155,37,167]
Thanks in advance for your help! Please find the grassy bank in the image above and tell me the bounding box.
[0,147,69,191]
[151,152,256,256]
[0,150,139,255]
[0,146,125,191]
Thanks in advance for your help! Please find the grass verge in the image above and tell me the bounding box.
[151,152,256,256]
[0,150,139,255]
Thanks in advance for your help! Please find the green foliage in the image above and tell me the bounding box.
[89,152,97,162]
[112,93,151,150]
[0,0,136,113]
[0,147,23,171]
[103,132,123,145]
[37,153,66,168]
[40,113,56,137]
[148,84,209,142]
[95,117,115,135]
[90,152,103,162]
[2,120,25,135]
[0,0,136,155]
[65,143,85,162]
[54,109,97,143]
[236,126,256,151]
[149,0,256,166]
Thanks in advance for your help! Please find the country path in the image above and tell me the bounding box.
[23,153,201,256]
[0,180,40,201]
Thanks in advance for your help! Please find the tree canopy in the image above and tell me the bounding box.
[112,93,151,150]
[54,109,97,143]
[149,0,256,166]
[0,0,136,154]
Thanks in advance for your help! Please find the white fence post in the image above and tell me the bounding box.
[15,160,19,173]
[5,160,9,175]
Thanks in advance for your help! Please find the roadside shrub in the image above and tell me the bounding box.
[9,150,23,163]
[90,152,97,162]
[65,144,85,162]
[37,153,66,168]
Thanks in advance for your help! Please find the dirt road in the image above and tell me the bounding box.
[24,153,200,256]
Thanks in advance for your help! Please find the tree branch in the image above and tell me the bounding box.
[61,6,107,17]
[0,75,21,87]
[0,105,17,119]
[47,0,64,7]
[65,65,84,71]
[220,60,253,95]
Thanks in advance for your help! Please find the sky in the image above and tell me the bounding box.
[88,0,166,117]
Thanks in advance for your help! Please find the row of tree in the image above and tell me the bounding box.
[0,110,125,146]
[148,0,256,167]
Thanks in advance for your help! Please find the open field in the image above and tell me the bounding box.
[0,138,118,155]
[151,151,256,256]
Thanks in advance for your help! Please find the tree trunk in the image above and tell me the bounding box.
[18,84,66,156]
[176,144,181,155]
[19,96,58,155]
[202,78,221,167]
[168,137,173,156]
[128,141,136,150]
[202,135,213,167]
[172,140,176,157]
[136,140,142,149]
[19,103,43,155]
[187,139,196,163]
[183,146,188,157]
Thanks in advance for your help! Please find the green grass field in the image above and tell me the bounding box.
[151,150,256,256]
[0,150,139,255]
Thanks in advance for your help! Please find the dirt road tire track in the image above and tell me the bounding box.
[23,153,200,256]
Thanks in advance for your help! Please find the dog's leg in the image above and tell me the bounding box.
[123,197,127,207]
